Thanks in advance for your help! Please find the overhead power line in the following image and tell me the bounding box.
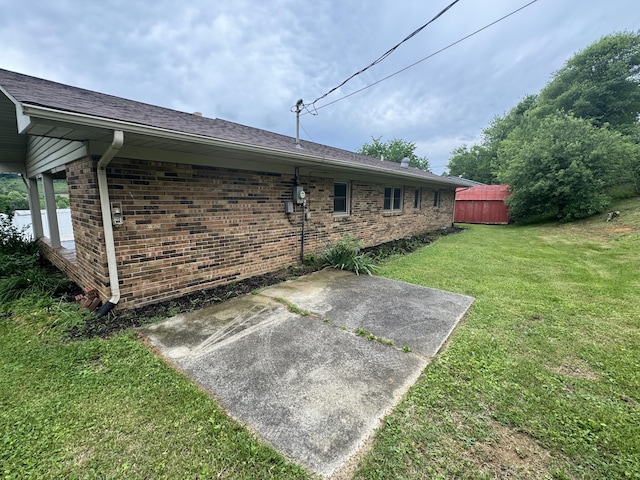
[298,119,315,143]
[292,0,461,114]
[301,0,539,116]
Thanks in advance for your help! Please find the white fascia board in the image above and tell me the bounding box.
[0,85,33,134]
[15,107,32,133]
[21,104,467,188]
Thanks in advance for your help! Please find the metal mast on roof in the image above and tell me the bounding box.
[295,99,303,149]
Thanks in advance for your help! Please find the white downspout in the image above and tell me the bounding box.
[96,130,124,316]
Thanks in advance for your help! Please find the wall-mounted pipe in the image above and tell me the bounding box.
[300,200,306,262]
[95,130,124,317]
[294,167,306,262]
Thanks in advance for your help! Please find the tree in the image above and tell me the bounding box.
[538,31,640,134]
[623,123,640,195]
[446,144,496,184]
[497,111,633,222]
[446,33,640,216]
[357,136,431,171]
[446,95,538,182]
[55,195,70,209]
[0,191,29,215]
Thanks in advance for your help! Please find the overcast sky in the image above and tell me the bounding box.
[1,0,638,173]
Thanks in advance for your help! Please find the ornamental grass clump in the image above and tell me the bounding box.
[322,234,377,276]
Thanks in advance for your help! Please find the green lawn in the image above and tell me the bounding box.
[0,300,308,479]
[355,197,640,479]
[1,198,639,479]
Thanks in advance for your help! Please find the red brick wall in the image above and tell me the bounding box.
[58,157,455,309]
[39,240,81,286]
[65,157,112,301]
[301,177,455,253]
[107,159,300,306]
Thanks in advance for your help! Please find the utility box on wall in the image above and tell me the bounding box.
[294,186,306,204]
[285,202,294,214]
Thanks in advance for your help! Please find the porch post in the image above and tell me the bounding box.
[42,173,61,248]
[27,177,44,240]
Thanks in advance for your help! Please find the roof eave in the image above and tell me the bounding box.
[19,103,467,187]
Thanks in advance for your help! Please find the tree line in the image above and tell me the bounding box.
[447,32,640,223]
[357,137,431,172]
[0,174,70,215]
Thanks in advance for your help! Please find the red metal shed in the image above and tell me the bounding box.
[454,185,510,224]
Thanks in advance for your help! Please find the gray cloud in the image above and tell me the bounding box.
[1,0,638,173]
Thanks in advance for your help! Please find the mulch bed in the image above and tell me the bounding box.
[67,226,463,339]
[362,225,463,259]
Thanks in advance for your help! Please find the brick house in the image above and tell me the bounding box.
[0,68,467,311]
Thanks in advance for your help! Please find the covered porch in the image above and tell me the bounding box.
[1,90,80,280]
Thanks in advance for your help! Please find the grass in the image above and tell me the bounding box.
[0,296,309,479]
[1,197,639,479]
[355,327,395,346]
[274,296,311,316]
[354,197,640,480]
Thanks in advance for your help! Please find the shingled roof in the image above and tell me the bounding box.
[0,68,465,186]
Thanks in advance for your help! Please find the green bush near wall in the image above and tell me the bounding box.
[322,234,377,276]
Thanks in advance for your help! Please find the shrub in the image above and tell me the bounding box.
[302,253,322,267]
[322,234,377,276]
[0,213,71,304]
[0,212,38,257]
[0,266,71,304]
[0,253,38,277]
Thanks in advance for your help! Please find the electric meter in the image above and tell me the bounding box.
[295,186,306,204]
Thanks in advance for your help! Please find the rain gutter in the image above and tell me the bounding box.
[19,104,468,188]
[95,130,124,317]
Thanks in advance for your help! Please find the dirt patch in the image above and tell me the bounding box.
[327,434,376,480]
[73,447,93,467]
[605,226,633,233]
[474,420,557,479]
[66,227,463,340]
[621,395,637,407]
[549,358,599,381]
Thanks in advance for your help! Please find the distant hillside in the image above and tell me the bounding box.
[0,174,69,214]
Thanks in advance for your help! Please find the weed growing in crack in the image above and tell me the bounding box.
[289,304,310,316]
[273,297,310,316]
[355,327,394,346]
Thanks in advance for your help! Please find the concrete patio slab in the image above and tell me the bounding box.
[261,270,474,358]
[139,270,474,477]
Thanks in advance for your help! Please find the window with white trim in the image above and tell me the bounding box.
[384,186,403,212]
[333,182,350,215]
[413,188,421,209]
